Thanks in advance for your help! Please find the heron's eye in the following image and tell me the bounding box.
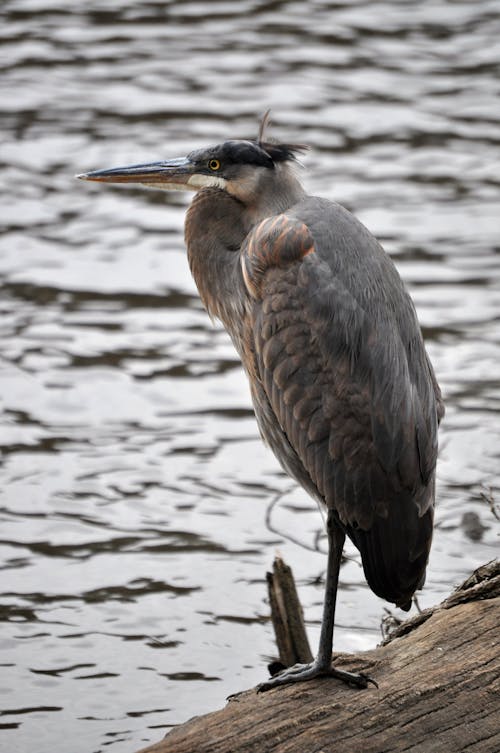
[208,159,221,171]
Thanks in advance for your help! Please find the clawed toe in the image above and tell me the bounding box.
[329,667,378,689]
[257,662,376,692]
[257,661,320,692]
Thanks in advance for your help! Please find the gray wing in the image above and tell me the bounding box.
[241,202,442,606]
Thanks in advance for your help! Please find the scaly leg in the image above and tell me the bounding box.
[258,510,373,691]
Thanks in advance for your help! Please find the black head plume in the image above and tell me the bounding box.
[256,109,309,164]
[258,109,272,143]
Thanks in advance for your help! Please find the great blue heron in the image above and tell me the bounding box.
[78,113,444,691]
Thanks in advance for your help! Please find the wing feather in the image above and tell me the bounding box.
[240,205,441,606]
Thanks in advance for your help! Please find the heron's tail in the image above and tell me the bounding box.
[347,494,433,610]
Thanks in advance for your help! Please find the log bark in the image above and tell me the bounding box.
[138,561,500,753]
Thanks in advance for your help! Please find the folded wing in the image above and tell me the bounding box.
[241,201,443,607]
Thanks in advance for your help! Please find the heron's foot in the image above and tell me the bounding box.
[257,660,376,692]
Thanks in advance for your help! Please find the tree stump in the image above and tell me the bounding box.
[137,561,500,753]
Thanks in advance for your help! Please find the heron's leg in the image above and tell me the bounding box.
[258,510,372,692]
[315,512,345,669]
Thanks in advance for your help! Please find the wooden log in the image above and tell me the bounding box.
[266,556,313,668]
[137,560,500,753]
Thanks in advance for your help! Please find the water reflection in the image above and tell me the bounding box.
[1,1,499,751]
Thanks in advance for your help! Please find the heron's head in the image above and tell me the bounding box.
[78,113,307,209]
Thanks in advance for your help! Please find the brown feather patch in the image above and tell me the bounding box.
[241,214,315,299]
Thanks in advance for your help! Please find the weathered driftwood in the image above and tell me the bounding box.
[138,561,500,753]
[267,556,313,668]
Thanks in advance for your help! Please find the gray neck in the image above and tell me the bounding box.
[184,164,305,346]
[184,188,250,350]
[231,162,306,230]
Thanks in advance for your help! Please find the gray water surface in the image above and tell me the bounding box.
[1,1,499,752]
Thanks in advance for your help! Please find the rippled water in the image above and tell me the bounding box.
[1,1,499,751]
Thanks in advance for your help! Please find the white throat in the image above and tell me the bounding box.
[187,174,228,190]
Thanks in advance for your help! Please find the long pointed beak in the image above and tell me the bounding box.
[77,157,196,191]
